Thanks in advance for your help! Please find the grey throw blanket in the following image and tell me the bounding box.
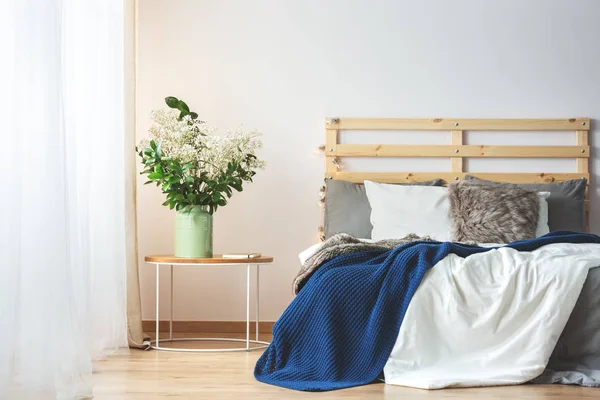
[293,233,434,295]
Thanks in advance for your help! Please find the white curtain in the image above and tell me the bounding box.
[0,0,129,399]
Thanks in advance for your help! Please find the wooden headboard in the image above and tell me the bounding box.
[324,117,590,231]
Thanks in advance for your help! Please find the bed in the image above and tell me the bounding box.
[255,117,600,391]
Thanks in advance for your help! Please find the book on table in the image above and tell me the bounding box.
[222,253,262,259]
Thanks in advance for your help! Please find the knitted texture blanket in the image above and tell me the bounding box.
[255,231,600,392]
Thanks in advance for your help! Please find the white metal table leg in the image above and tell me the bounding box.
[246,263,250,350]
[156,263,160,347]
[256,264,260,342]
[170,264,173,340]
[147,260,271,352]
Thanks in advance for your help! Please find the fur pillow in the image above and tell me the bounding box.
[448,181,540,243]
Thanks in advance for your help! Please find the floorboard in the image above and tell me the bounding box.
[92,332,597,399]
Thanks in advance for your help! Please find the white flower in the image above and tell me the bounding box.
[139,108,265,181]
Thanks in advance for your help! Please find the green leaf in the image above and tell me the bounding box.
[179,110,189,120]
[178,100,190,113]
[150,140,156,150]
[217,198,227,206]
[148,172,161,180]
[144,180,153,185]
[185,176,195,183]
[162,200,170,206]
[176,203,186,211]
[175,194,185,200]
[189,112,198,119]
[165,96,179,108]
[169,201,175,210]
[212,192,221,202]
[143,148,153,156]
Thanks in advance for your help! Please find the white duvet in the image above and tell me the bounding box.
[299,241,600,389]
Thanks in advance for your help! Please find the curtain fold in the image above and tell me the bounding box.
[124,0,148,350]
[0,0,132,398]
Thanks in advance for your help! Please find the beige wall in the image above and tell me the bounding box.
[137,0,600,322]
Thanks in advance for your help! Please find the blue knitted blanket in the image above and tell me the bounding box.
[255,232,600,391]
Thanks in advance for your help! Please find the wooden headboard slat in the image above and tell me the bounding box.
[327,117,590,131]
[332,144,589,158]
[328,171,589,185]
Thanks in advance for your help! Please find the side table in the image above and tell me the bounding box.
[144,254,274,352]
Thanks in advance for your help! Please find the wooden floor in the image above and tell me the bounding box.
[92,333,597,399]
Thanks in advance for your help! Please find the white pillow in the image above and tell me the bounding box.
[536,192,551,237]
[364,181,452,241]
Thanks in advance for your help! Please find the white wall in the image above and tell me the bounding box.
[137,0,600,322]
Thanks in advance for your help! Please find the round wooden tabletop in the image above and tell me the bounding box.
[144,255,274,264]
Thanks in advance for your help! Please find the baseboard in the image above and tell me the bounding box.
[142,320,275,334]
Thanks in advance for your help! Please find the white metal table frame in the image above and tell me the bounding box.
[147,260,271,352]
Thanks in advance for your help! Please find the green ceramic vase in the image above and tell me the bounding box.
[175,206,213,258]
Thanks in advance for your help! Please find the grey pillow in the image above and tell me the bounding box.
[449,181,540,243]
[464,175,587,233]
[324,179,444,239]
